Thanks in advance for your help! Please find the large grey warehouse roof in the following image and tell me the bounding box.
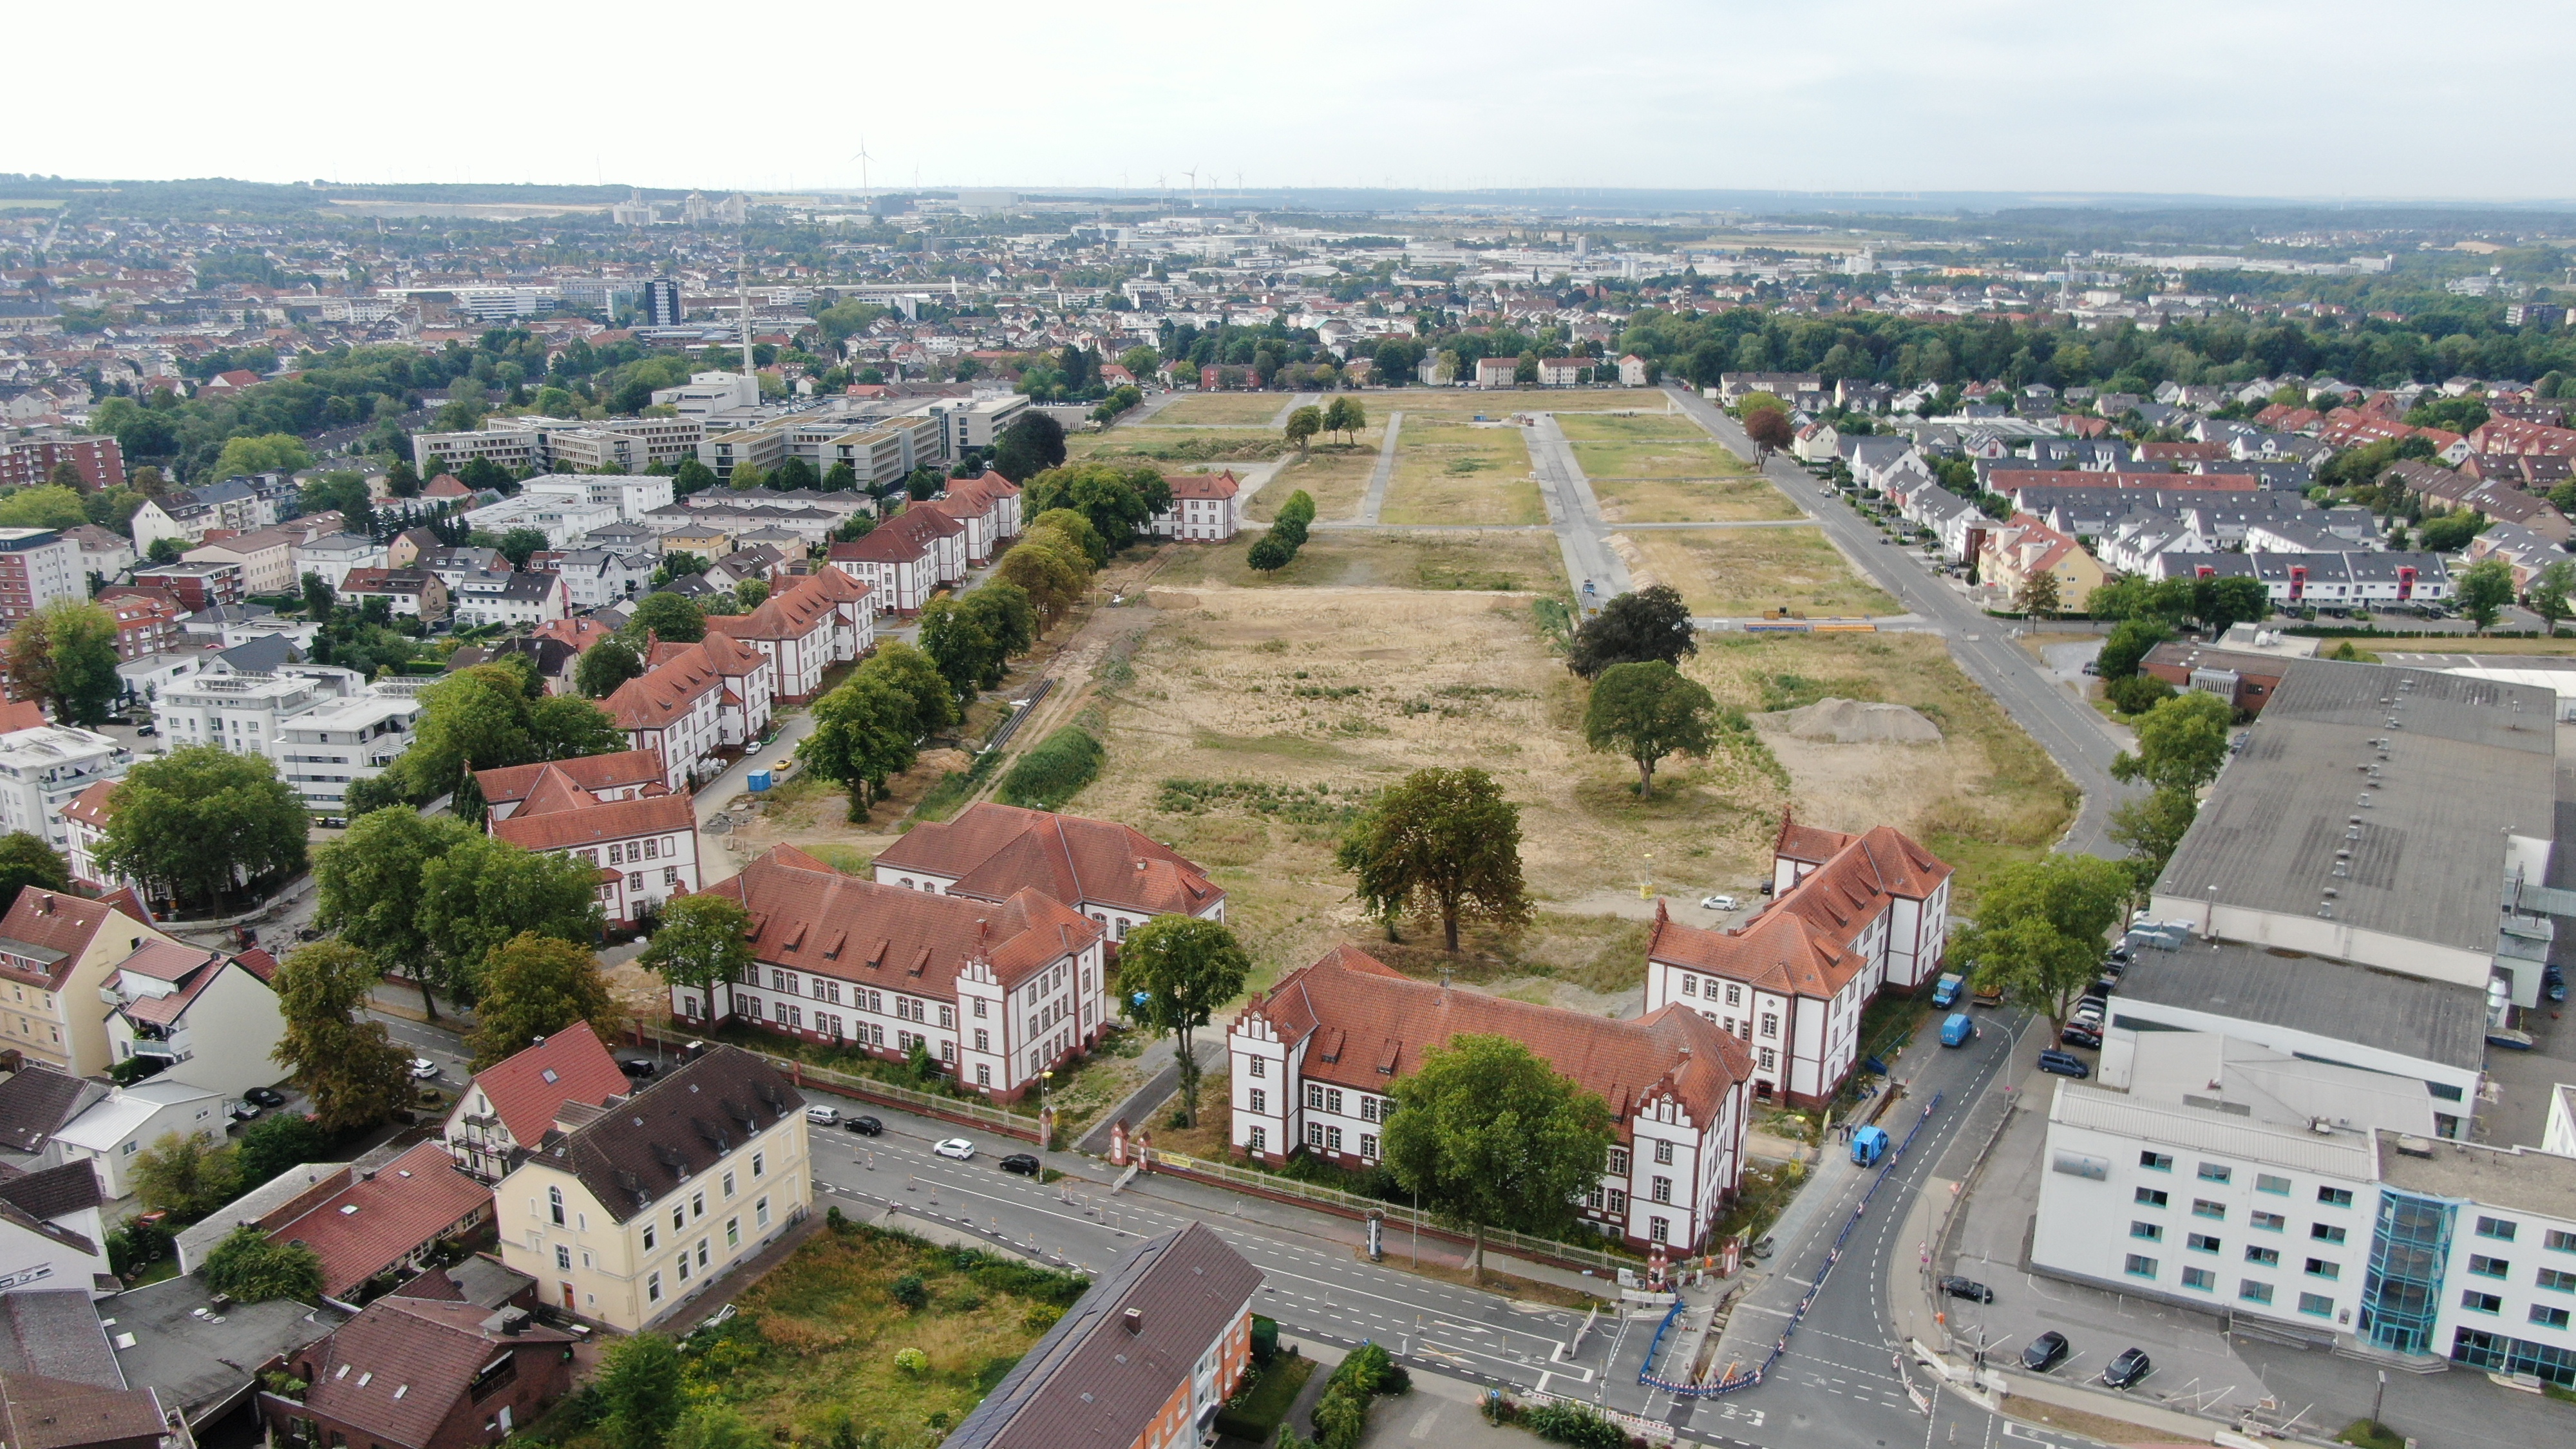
[2116,940,2490,1074]
[2155,659,2557,954]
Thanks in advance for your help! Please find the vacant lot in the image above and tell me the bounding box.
[1149,529,1565,594]
[1381,421,1544,525]
[1555,412,1706,442]
[1247,437,1383,522]
[1385,388,1670,417]
[1068,426,1287,464]
[1591,475,1804,524]
[1569,436,1746,480]
[1151,393,1295,425]
[1622,526,1901,618]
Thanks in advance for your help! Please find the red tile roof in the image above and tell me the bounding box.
[266,1141,495,1301]
[294,1294,573,1449]
[0,888,156,992]
[452,1019,629,1149]
[476,750,669,809]
[710,844,1102,996]
[871,802,1224,919]
[1164,471,1240,501]
[0,703,46,734]
[827,506,959,564]
[700,567,868,645]
[59,779,115,831]
[606,633,766,730]
[489,791,697,853]
[1651,819,1950,1001]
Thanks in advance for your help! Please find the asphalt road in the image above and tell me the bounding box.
[1661,388,2139,857]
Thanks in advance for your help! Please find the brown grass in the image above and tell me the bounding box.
[1622,527,1902,618]
[1146,530,1566,595]
[1247,439,1383,523]
[1554,413,1707,442]
[1151,393,1296,425]
[1068,427,1286,464]
[1590,477,1804,524]
[1567,437,1747,480]
[1379,389,1671,416]
[1381,421,1544,526]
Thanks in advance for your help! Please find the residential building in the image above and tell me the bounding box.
[272,688,429,823]
[826,507,962,614]
[48,1079,227,1198]
[0,1163,113,1298]
[1618,354,1651,386]
[128,479,278,552]
[549,550,652,611]
[410,428,544,476]
[0,433,124,490]
[292,533,386,591]
[604,632,773,790]
[698,568,876,704]
[0,887,175,1079]
[873,802,1226,943]
[1535,355,1591,386]
[1149,472,1241,542]
[488,772,701,928]
[0,727,131,851]
[182,519,348,596]
[261,1288,574,1449]
[0,530,82,626]
[516,474,675,524]
[101,940,286,1103]
[57,782,119,895]
[0,1065,107,1172]
[126,560,241,612]
[336,567,450,621]
[1473,357,1517,388]
[99,590,182,660]
[461,495,619,551]
[255,1141,495,1304]
[0,1290,172,1449]
[1645,814,1952,1106]
[2141,549,2451,609]
[925,472,1022,564]
[492,1045,810,1329]
[476,751,669,822]
[64,523,137,582]
[1716,372,1824,405]
[149,665,363,758]
[939,1222,1260,1449]
[442,1021,632,1182]
[451,571,568,629]
[678,844,1106,1100]
[1230,945,1754,1251]
[1977,513,2110,611]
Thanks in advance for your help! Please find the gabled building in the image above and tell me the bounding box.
[475,751,670,822]
[100,940,285,1103]
[1229,945,1754,1252]
[487,772,701,929]
[871,802,1225,944]
[0,887,176,1079]
[827,507,963,614]
[257,1141,494,1305]
[0,1161,113,1297]
[442,1022,632,1182]
[1148,473,1240,542]
[336,567,448,622]
[926,472,1022,565]
[261,1287,575,1449]
[697,568,876,704]
[603,633,773,791]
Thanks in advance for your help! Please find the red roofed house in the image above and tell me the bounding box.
[1642,813,1953,1106]
[679,844,1106,1101]
[871,802,1224,945]
[925,471,1023,565]
[0,886,176,1079]
[258,1140,495,1304]
[1976,511,2110,612]
[486,766,702,928]
[697,567,876,703]
[101,937,287,1103]
[441,1021,633,1181]
[827,506,963,615]
[1148,472,1241,542]
[475,750,670,822]
[603,633,773,791]
[196,369,261,396]
[1230,945,1754,1253]
[261,1282,575,1449]
[2469,415,2576,459]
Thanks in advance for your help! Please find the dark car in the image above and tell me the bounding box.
[843,1115,883,1136]
[1939,1276,1994,1303]
[244,1086,287,1108]
[2038,1049,2092,1079]
[2059,1023,2103,1050]
[2103,1347,2152,1389]
[2023,1331,2069,1373]
[998,1153,1042,1176]
[618,1059,659,1078]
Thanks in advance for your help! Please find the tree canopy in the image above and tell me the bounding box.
[1380,1035,1615,1277]
[990,411,1067,482]
[270,941,413,1135]
[200,1226,323,1303]
[1117,917,1252,1128]
[639,895,755,996]
[628,591,707,645]
[313,808,478,1017]
[1022,462,1174,552]
[1582,660,1718,798]
[1336,767,1534,952]
[0,833,70,906]
[96,746,309,913]
[1565,584,1696,678]
[469,933,621,1070]
[2109,690,2233,795]
[5,600,121,726]
[1956,854,2131,1026]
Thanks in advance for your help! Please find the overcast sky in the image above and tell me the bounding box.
[16,1,2572,202]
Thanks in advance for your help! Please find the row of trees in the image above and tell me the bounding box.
[1282,397,1370,453]
[1247,489,1316,573]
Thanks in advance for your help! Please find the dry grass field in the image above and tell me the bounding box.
[1622,526,1902,618]
[1066,426,1286,464]
[1569,436,1746,480]
[1148,529,1566,594]
[1590,477,1804,524]
[1386,389,1671,417]
[1245,437,1383,522]
[1380,421,1544,525]
[1150,393,1296,425]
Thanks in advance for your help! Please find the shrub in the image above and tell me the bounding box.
[1519,1400,1627,1449]
[889,1273,929,1311]
[996,725,1104,810]
[2104,673,2176,715]
[893,1347,929,1376]
[1024,1302,1065,1332]
[200,1226,323,1303]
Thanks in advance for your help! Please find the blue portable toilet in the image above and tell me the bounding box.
[1941,1012,1975,1047]
[1850,1125,1889,1166]
[748,768,773,792]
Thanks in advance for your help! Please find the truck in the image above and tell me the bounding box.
[1850,1125,1890,1166]
[1941,1012,1976,1047]
[1931,972,1965,1009]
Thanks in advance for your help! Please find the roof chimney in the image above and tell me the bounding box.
[36,893,53,914]
[1121,1308,1142,1334]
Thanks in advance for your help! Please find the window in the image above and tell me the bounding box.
[548,1186,565,1226]
[1651,1176,1673,1204]
[692,1191,705,1219]
[2188,1233,2221,1253]
[1307,1122,1324,1148]
[2317,1187,2354,1208]
[2461,1291,2503,1315]
[2312,1224,2347,1245]
[972,998,987,1019]
[2252,1211,2286,1232]
[1760,1013,1779,1038]
[555,1245,572,1271]
[2298,1292,2334,1318]
[2256,1173,2291,1196]
[2546,1229,2576,1253]
[1608,1147,1631,1175]
[2136,1188,2170,1208]
[1757,1047,1776,1071]
[1607,1189,1627,1215]
[2198,1163,2233,1184]
[973,1028,990,1052]
[2240,1281,2274,1305]
[1654,1139,1675,1166]
[1324,1126,1343,1152]
[1650,1215,1671,1245]
[976,1065,991,1086]
[2141,1151,2174,1173]
[1307,1084,1325,1110]
[1247,1057,1264,1079]
[1325,1089,1343,1114]
[1359,1133,1378,1160]
[1725,983,1742,1007]
[1682,974,1698,996]
[2476,1215,2517,1242]
[755,1197,771,1227]
[1360,1097,1379,1123]
[2468,1255,2509,1279]
[1247,1126,1267,1154]
[643,1224,656,1251]
[2306,1258,2341,1280]
[2124,1255,2158,1280]
[647,1271,663,1303]
[1248,1089,1267,1114]
[2181,1267,2216,1291]
[2533,1305,2572,1331]
[696,1240,709,1269]
[672,1207,685,1233]
[2131,1222,2164,1242]
[2193,1200,2226,1220]
[2539,1267,2576,1293]
[2246,1246,2280,1267]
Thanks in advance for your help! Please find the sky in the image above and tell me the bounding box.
[15,1,2575,203]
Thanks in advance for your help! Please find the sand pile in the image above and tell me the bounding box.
[1754,697,1942,744]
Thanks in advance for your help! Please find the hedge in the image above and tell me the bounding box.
[996,725,1104,810]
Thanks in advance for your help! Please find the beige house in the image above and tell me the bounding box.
[493,1046,810,1329]
[0,886,175,1077]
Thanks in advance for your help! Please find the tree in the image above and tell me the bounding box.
[672,458,717,497]
[200,1226,323,1303]
[1742,404,1794,460]
[2110,690,2233,795]
[7,600,121,725]
[131,1131,240,1220]
[301,571,336,624]
[96,746,308,913]
[2108,786,2199,891]
[2015,569,2061,618]
[639,895,755,997]
[416,835,605,996]
[2418,510,2485,552]
[1565,584,1696,678]
[1322,395,1366,444]
[863,640,961,734]
[211,432,311,480]
[724,462,768,493]
[1022,463,1171,551]
[2457,558,2516,633]
[299,472,375,536]
[384,460,421,498]
[2104,673,2175,715]
[1246,536,1293,573]
[576,633,646,697]
[270,941,413,1135]
[990,411,1067,482]
[918,596,999,700]
[2096,616,2170,680]
[959,582,1037,664]
[313,808,477,1017]
[800,674,923,819]
[234,1112,332,1189]
[0,486,87,530]
[2528,560,2575,636]
[469,934,621,1070]
[1582,661,1718,798]
[495,527,549,571]
[1336,767,1535,952]
[1117,917,1252,1127]
[1380,1035,1615,1278]
[1028,507,1108,569]
[733,578,770,612]
[1956,854,2130,1026]
[995,536,1090,626]
[596,1334,687,1449]
[146,536,185,564]
[1283,405,1323,456]
[0,831,69,905]
[2193,575,2269,634]
[904,466,945,501]
[627,591,706,644]
[822,460,860,493]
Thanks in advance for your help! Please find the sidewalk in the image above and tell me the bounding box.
[1073,1036,1217,1154]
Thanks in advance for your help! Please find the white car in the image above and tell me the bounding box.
[409,1057,440,1080]
[1700,894,1740,912]
[933,1138,976,1160]
[804,1105,840,1126]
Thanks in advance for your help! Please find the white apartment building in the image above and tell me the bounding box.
[519,473,676,523]
[152,667,364,757]
[0,726,133,849]
[0,529,84,625]
[462,494,621,549]
[650,371,762,419]
[927,394,1029,454]
[291,533,387,591]
[412,427,544,475]
[553,551,654,610]
[272,688,428,822]
[451,571,569,628]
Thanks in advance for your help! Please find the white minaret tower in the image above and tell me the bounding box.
[738,250,755,377]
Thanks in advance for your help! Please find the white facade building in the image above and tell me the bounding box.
[272,688,428,822]
[0,726,133,849]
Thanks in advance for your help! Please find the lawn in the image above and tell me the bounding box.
[1589,477,1803,524]
[1148,529,1566,594]
[1568,437,1747,480]
[1622,526,1901,618]
[1377,388,1668,416]
[1247,438,1383,523]
[1553,412,1707,442]
[1380,421,1544,526]
[1151,393,1296,425]
[1068,427,1287,464]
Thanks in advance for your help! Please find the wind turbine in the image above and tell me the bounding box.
[1183,168,1197,208]
[1156,173,1166,205]
[848,138,874,205]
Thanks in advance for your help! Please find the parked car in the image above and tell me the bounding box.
[2486,1028,2536,1051]
[1939,1276,1994,1303]
[1700,894,1739,912]
[2037,1049,2092,1079]
[243,1086,286,1108]
[2059,1023,2104,1050]
[999,1153,1042,1176]
[1940,1013,1976,1047]
[409,1057,440,1080]
[934,1138,977,1160]
[844,1115,883,1136]
[1748,1235,1775,1262]
[228,1101,262,1121]
[804,1105,841,1126]
[135,723,157,737]
[2103,1347,2152,1389]
[2023,1331,2070,1372]
[1931,972,1965,1009]
[619,1059,658,1078]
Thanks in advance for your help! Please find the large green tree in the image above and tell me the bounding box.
[1380,1034,1615,1277]
[415,835,605,997]
[994,536,1091,627]
[1956,854,2131,1027]
[6,599,122,725]
[1282,404,1322,455]
[638,895,755,999]
[800,674,923,819]
[918,596,999,701]
[0,833,70,907]
[1117,917,1252,1128]
[270,941,413,1135]
[627,591,706,644]
[1582,661,1718,798]
[469,933,621,1070]
[2108,786,2199,893]
[131,1131,241,1220]
[2109,690,2232,795]
[989,411,1067,482]
[1565,585,1696,678]
[1021,463,1173,551]
[95,746,308,913]
[200,1226,323,1303]
[576,633,647,698]
[2456,558,2516,633]
[596,1333,688,1449]
[312,808,477,1018]
[2526,559,2576,637]
[1336,767,1535,952]
[380,663,623,816]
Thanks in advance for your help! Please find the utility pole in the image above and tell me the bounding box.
[738,248,754,377]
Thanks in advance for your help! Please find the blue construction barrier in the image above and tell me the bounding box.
[1639,1090,1944,1397]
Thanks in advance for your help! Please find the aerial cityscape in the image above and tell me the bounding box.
[5,10,2576,1449]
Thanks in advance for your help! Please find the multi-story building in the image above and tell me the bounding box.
[451,571,569,629]
[518,473,676,523]
[493,1045,810,1329]
[336,566,450,621]
[927,471,1023,564]
[128,559,242,611]
[603,632,773,790]
[150,665,365,758]
[643,277,684,327]
[676,844,1106,1100]
[0,529,82,625]
[926,395,1028,455]
[827,507,961,614]
[550,549,654,610]
[462,494,620,550]
[262,1285,575,1449]
[410,427,544,476]
[873,802,1225,944]
[1229,944,1754,1252]
[0,726,133,851]
[541,418,705,473]
[129,478,278,551]
[650,372,761,419]
[291,533,386,591]
[698,567,876,704]
[271,687,428,822]
[488,770,701,927]
[101,938,287,1102]
[442,1021,634,1182]
[99,590,182,660]
[0,886,178,1079]
[0,433,124,489]
[1148,472,1242,542]
[477,750,670,822]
